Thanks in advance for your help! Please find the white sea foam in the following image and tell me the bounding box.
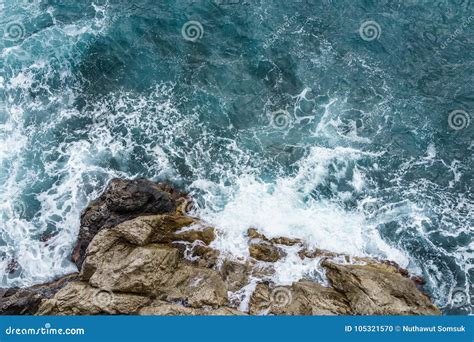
[197,146,411,284]
[0,2,121,287]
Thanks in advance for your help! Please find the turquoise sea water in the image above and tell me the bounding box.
[0,0,472,314]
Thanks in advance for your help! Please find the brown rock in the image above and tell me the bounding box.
[154,183,187,202]
[72,178,178,269]
[299,249,413,279]
[112,216,157,245]
[298,248,338,259]
[270,237,302,246]
[323,261,441,315]
[0,274,78,315]
[288,281,351,315]
[1,288,42,315]
[36,282,150,315]
[250,262,276,279]
[80,225,226,306]
[147,215,197,243]
[138,301,201,315]
[247,228,302,246]
[138,300,245,316]
[249,281,351,315]
[112,214,214,246]
[82,232,180,294]
[220,260,250,292]
[187,244,220,268]
[173,226,216,245]
[247,228,269,241]
[176,198,197,216]
[165,265,228,307]
[249,241,282,262]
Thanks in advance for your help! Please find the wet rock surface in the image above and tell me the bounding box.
[2,179,441,316]
[249,281,352,315]
[323,261,441,315]
[71,178,178,269]
[0,274,78,315]
[36,282,151,315]
[249,240,282,262]
[138,301,245,316]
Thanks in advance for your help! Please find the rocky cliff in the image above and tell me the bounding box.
[0,179,441,315]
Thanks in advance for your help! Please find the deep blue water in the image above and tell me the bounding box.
[0,0,472,314]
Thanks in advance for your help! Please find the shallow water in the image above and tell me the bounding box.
[0,0,472,314]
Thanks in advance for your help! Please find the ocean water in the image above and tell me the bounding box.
[0,0,472,314]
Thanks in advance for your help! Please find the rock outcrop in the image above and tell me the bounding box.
[249,281,352,315]
[0,274,78,315]
[1,178,441,316]
[36,282,151,315]
[71,178,180,268]
[249,240,282,262]
[323,262,439,315]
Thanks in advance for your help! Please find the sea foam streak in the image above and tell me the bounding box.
[196,146,410,284]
